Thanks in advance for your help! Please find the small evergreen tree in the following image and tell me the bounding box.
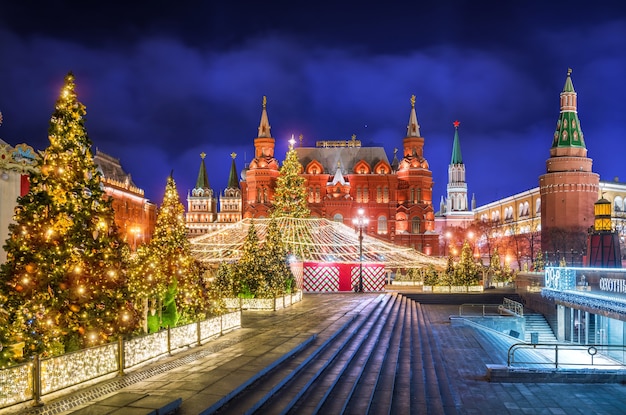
[423,265,440,286]
[490,248,504,283]
[262,217,293,295]
[533,251,545,272]
[455,241,480,286]
[441,253,455,286]
[237,220,266,297]
[0,72,138,362]
[128,174,206,332]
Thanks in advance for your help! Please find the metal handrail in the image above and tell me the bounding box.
[507,342,626,368]
[502,297,524,316]
[458,303,505,317]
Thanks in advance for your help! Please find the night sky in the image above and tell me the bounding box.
[0,1,625,208]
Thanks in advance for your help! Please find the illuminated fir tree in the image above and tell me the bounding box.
[489,248,503,284]
[0,72,138,362]
[270,137,310,219]
[262,217,294,295]
[533,251,545,272]
[237,220,267,297]
[128,174,207,332]
[454,241,479,286]
[442,253,455,286]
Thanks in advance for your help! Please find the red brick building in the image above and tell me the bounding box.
[241,95,439,255]
[94,150,156,249]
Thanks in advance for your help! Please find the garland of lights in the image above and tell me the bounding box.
[542,288,626,315]
[190,217,446,269]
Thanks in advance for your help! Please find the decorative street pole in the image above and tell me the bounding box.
[352,208,369,292]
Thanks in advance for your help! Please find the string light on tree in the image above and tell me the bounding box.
[0,72,138,364]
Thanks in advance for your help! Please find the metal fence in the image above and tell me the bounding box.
[507,343,626,368]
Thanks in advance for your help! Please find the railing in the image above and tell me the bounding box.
[501,297,524,316]
[507,343,626,369]
[458,303,504,317]
[0,311,241,410]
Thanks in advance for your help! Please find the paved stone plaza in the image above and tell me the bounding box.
[9,290,626,415]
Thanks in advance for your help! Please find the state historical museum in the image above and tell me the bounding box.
[240,95,439,256]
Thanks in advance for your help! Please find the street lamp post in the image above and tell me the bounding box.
[352,208,369,293]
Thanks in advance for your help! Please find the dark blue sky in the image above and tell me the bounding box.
[0,1,625,207]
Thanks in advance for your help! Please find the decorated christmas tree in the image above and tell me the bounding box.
[237,220,267,297]
[263,217,293,296]
[270,136,310,219]
[128,174,207,332]
[0,72,138,363]
[454,241,480,286]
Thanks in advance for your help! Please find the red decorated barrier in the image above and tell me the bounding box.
[302,262,386,292]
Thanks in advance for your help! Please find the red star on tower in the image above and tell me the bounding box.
[453,120,460,128]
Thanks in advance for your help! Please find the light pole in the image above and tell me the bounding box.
[352,208,369,292]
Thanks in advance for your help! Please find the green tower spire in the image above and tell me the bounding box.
[227,152,240,189]
[450,120,463,164]
[551,68,586,149]
[195,152,211,190]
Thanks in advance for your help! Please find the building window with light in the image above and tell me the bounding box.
[411,217,421,234]
[377,216,388,234]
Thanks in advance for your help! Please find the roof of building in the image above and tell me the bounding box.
[295,146,389,174]
[195,152,211,190]
[227,153,240,189]
[94,149,137,187]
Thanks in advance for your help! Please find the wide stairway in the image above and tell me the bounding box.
[208,293,459,414]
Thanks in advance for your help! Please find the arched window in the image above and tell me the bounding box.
[614,196,623,212]
[377,186,382,203]
[333,213,343,223]
[383,186,389,203]
[411,217,421,234]
[377,216,388,234]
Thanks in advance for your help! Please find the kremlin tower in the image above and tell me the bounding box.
[539,69,600,261]
[186,152,217,235]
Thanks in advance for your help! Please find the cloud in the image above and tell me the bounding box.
[1,13,626,208]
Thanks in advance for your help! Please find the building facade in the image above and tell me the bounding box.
[93,150,156,249]
[185,152,242,236]
[0,139,38,263]
[469,71,626,266]
[240,95,439,255]
[187,69,626,263]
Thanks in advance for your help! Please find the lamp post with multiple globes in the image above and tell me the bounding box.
[352,208,369,292]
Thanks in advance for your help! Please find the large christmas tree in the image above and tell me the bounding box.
[270,137,310,219]
[128,174,207,332]
[0,72,138,363]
